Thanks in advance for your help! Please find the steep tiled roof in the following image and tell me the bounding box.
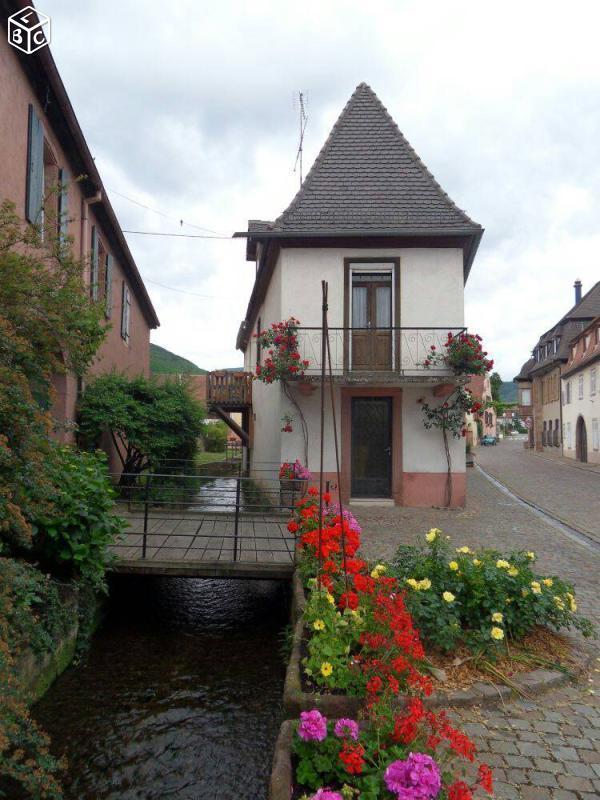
[516,282,600,380]
[271,83,481,235]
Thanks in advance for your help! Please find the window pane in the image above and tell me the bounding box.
[375,286,391,327]
[352,287,367,328]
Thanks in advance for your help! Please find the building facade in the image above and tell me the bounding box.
[515,280,600,455]
[232,83,483,507]
[0,3,159,445]
[561,317,600,464]
[464,374,496,446]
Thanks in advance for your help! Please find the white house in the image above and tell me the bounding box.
[561,316,600,464]
[232,83,483,507]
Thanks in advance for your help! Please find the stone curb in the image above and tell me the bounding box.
[269,720,294,800]
[285,571,595,717]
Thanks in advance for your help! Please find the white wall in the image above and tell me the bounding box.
[562,364,600,463]
[402,386,465,473]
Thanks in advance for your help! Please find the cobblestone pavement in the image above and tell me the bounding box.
[476,440,600,544]
[352,468,600,799]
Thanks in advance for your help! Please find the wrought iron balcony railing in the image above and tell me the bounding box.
[293,327,466,377]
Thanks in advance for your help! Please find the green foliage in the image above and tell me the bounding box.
[78,373,206,474]
[390,530,595,655]
[150,343,206,375]
[32,446,125,591]
[0,559,65,798]
[204,421,229,453]
[490,371,503,402]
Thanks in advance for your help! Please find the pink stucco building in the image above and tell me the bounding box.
[0,2,159,453]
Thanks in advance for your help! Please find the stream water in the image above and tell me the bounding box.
[33,575,290,799]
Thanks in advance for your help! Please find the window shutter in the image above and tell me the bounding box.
[26,104,44,223]
[121,281,127,339]
[105,253,113,318]
[125,287,131,340]
[90,225,99,300]
[57,167,69,239]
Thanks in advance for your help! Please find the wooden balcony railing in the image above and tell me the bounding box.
[207,371,253,407]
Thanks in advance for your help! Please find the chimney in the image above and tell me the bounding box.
[574,280,582,304]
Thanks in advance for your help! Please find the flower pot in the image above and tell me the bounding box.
[280,478,308,508]
[298,381,315,396]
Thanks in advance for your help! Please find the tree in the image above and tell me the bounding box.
[490,372,503,402]
[204,421,229,453]
[78,374,206,476]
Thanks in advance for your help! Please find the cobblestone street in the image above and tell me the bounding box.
[476,440,600,544]
[353,449,600,799]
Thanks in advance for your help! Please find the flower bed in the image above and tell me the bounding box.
[283,490,495,799]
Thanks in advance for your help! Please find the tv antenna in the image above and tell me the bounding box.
[293,91,308,187]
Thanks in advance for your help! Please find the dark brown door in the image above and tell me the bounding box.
[576,416,588,463]
[351,397,392,497]
[351,273,392,370]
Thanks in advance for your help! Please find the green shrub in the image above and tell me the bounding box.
[32,445,125,591]
[390,529,595,654]
[204,422,228,453]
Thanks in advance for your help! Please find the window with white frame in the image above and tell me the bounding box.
[578,374,584,400]
[566,421,572,449]
[591,367,597,396]
[520,388,531,406]
[566,381,572,404]
[592,418,600,451]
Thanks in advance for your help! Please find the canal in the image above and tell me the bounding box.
[33,575,290,799]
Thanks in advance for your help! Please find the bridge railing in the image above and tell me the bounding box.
[110,471,301,565]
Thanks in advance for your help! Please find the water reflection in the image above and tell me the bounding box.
[33,576,289,799]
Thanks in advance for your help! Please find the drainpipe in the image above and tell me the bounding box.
[80,191,103,261]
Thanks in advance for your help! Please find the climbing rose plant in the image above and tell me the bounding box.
[422,332,494,376]
[253,317,310,383]
[419,388,481,440]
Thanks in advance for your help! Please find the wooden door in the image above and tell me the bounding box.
[351,397,392,497]
[576,416,588,463]
[351,273,392,370]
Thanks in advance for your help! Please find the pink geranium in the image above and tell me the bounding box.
[311,790,343,800]
[334,718,360,740]
[297,709,327,742]
[384,753,441,800]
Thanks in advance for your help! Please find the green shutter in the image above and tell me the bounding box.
[90,225,99,300]
[105,253,113,318]
[57,167,69,239]
[26,104,44,223]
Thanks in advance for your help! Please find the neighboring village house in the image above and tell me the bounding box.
[464,374,496,447]
[0,4,159,445]
[515,281,600,457]
[561,316,600,464]
[231,83,483,507]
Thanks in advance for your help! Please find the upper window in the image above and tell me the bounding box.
[591,367,597,397]
[578,373,584,400]
[520,388,531,406]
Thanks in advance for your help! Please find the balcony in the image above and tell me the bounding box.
[293,327,466,382]
[207,371,253,409]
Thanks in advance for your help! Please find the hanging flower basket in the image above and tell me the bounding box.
[279,461,311,502]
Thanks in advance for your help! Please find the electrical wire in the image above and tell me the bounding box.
[145,278,225,299]
[122,229,232,239]
[108,187,229,236]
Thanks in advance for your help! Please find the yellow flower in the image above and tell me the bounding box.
[554,596,565,611]
[506,597,513,604]
[491,612,504,623]
[449,561,459,571]
[313,619,325,631]
[526,552,536,561]
[566,592,577,612]
[542,578,553,587]
[508,567,519,577]
[496,559,510,569]
[406,578,420,589]
[320,662,333,677]
[490,626,505,641]
[530,581,542,594]
[326,593,335,605]
[418,578,432,591]
[426,528,441,543]
[522,588,529,597]
[472,558,482,566]
[371,564,386,578]
[442,591,455,603]
[456,546,471,554]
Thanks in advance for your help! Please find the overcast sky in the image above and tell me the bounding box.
[42,0,600,379]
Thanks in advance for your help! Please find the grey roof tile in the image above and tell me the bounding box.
[271,83,482,234]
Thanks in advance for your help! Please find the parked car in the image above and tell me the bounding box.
[480,435,497,446]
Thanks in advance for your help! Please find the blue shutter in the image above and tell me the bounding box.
[26,104,44,223]
[105,253,113,318]
[90,225,99,300]
[57,167,69,239]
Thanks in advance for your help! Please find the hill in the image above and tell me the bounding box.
[150,343,206,375]
[499,381,518,404]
